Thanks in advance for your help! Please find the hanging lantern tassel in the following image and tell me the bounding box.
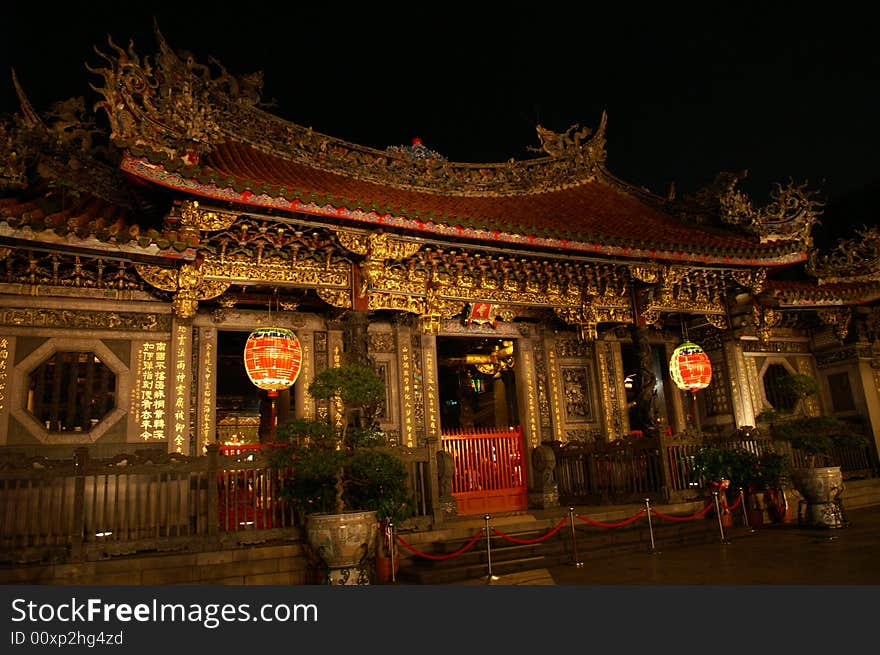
[244,327,303,439]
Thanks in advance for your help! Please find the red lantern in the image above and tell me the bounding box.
[243,327,303,397]
[669,341,712,392]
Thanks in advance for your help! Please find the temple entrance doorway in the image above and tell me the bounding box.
[437,336,527,515]
[437,337,519,431]
[216,330,292,447]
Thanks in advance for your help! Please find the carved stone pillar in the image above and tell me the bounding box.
[169,318,193,454]
[420,333,444,523]
[195,326,217,453]
[631,325,659,436]
[295,331,314,420]
[342,310,370,367]
[723,337,757,428]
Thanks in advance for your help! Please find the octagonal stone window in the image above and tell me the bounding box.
[26,351,117,433]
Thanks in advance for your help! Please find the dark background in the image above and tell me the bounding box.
[4,4,878,248]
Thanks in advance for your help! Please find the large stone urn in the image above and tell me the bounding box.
[791,466,847,529]
[305,510,378,585]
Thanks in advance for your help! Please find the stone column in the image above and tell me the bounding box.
[394,321,415,447]
[631,325,659,436]
[514,337,540,488]
[295,330,314,420]
[342,310,370,366]
[169,318,193,455]
[543,333,564,442]
[420,333,444,523]
[196,326,217,453]
[328,327,345,432]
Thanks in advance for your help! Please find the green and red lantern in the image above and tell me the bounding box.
[670,340,712,433]
[669,340,712,392]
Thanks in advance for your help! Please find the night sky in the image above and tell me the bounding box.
[4,5,879,247]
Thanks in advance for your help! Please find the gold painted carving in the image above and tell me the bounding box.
[641,266,728,326]
[200,257,350,287]
[818,307,852,341]
[752,306,782,343]
[175,199,237,238]
[336,230,422,298]
[629,264,660,284]
[730,268,767,295]
[807,226,880,283]
[316,288,353,309]
[136,262,231,319]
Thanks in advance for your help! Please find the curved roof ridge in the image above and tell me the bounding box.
[87,29,619,198]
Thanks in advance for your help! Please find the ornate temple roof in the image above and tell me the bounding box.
[80,27,819,268]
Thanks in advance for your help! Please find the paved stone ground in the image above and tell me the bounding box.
[459,505,880,585]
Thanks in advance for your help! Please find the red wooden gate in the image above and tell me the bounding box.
[441,426,527,515]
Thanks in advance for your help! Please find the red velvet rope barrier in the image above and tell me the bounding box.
[650,501,714,522]
[726,494,742,510]
[575,509,647,528]
[396,530,484,561]
[491,517,568,544]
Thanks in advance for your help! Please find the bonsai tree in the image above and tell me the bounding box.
[271,365,414,523]
[771,415,867,468]
[764,372,868,468]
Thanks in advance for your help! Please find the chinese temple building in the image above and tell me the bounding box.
[2,26,879,529]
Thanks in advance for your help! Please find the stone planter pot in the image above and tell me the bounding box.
[305,510,378,585]
[791,466,847,529]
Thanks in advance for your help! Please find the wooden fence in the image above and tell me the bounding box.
[552,435,664,505]
[0,443,432,564]
[553,429,880,505]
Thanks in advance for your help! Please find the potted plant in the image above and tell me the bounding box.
[692,443,758,526]
[750,449,792,524]
[766,373,869,528]
[271,364,414,584]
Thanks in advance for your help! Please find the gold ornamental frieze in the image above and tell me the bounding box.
[367,292,425,314]
[640,297,728,326]
[336,230,422,261]
[0,308,170,332]
[199,257,350,288]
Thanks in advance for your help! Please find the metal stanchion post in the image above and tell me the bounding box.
[484,514,497,584]
[713,491,730,545]
[569,506,583,568]
[388,521,396,582]
[739,487,755,534]
[645,498,659,554]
